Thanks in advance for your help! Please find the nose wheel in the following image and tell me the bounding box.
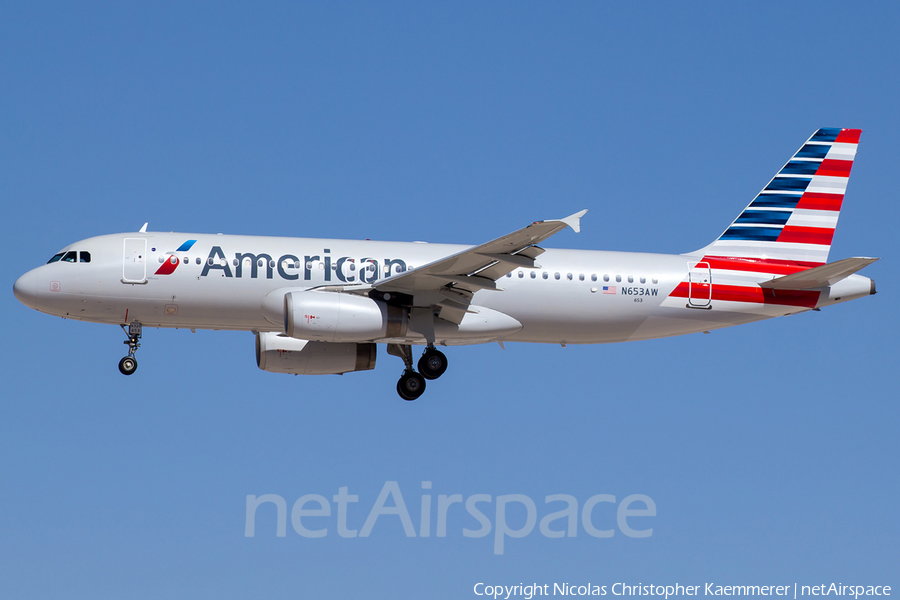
[118,356,138,375]
[118,321,142,376]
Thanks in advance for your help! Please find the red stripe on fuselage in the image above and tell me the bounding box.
[669,282,820,308]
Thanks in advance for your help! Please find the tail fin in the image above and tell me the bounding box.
[693,128,861,266]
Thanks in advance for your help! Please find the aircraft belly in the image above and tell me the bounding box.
[69,274,274,331]
[475,286,650,344]
[627,307,763,341]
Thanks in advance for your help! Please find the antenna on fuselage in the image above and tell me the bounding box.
[139,223,148,233]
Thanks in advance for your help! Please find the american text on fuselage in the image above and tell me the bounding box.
[199,246,409,283]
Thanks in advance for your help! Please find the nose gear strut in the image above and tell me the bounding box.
[118,321,142,375]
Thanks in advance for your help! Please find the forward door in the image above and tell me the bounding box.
[123,238,147,283]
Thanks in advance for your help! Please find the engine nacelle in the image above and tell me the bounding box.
[256,332,376,375]
[284,291,407,343]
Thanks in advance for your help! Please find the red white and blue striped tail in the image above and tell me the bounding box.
[693,128,860,267]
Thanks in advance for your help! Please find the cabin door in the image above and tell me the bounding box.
[123,238,147,283]
[688,262,711,308]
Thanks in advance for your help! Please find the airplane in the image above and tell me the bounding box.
[13,128,878,400]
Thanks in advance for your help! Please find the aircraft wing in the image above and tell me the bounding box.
[759,256,879,290]
[366,210,587,323]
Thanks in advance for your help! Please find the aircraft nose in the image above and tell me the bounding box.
[13,268,42,310]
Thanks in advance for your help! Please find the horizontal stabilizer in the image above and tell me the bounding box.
[759,257,879,289]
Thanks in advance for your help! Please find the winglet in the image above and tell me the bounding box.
[559,209,588,233]
[139,223,148,233]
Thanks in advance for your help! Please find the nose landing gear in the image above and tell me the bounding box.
[118,321,142,376]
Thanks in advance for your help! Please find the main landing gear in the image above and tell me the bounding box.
[418,347,448,380]
[118,321,142,376]
[388,344,449,401]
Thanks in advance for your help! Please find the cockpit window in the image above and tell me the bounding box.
[80,251,91,263]
[61,251,77,263]
[47,253,64,264]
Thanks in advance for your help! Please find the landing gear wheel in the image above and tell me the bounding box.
[118,356,138,375]
[397,371,426,401]
[418,348,448,380]
[119,322,142,376]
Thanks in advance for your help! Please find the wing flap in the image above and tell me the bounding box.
[435,297,477,324]
[515,246,545,260]
[476,252,538,268]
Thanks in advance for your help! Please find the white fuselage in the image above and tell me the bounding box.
[12,232,874,346]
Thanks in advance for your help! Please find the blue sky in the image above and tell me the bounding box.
[1,2,897,598]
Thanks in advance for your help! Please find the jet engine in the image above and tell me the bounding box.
[256,332,376,375]
[283,290,407,343]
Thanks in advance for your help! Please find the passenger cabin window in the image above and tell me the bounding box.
[591,274,597,282]
[196,257,202,265]
[603,275,610,282]
[640,277,646,284]
[579,274,584,281]
[47,253,64,264]
[616,275,622,283]
[628,276,634,283]
[652,278,658,284]
[542,272,548,279]
[61,251,77,263]
[554,273,560,280]
[518,271,524,278]
[530,271,536,279]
